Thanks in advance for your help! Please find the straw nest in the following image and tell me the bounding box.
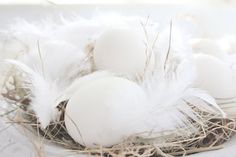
[1,67,236,157]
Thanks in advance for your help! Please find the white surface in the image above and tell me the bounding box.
[1,4,236,157]
[0,0,235,5]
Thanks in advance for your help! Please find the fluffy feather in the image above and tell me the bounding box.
[139,63,225,137]
[5,59,61,127]
[53,14,159,50]
[138,25,225,136]
[5,39,91,128]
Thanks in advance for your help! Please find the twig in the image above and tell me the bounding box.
[37,40,46,78]
[170,145,223,156]
[164,20,173,71]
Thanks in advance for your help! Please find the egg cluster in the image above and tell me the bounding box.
[65,28,154,147]
[65,33,236,148]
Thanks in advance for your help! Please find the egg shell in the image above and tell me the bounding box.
[93,29,154,76]
[191,38,227,59]
[65,74,149,147]
[193,54,236,98]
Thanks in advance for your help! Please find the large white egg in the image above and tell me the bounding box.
[193,54,236,98]
[65,74,148,147]
[93,29,154,76]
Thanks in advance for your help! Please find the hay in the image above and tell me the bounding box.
[1,73,236,157]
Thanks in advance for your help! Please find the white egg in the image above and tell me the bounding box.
[65,74,148,147]
[220,37,236,54]
[57,71,112,103]
[191,38,227,59]
[193,54,236,98]
[93,29,154,76]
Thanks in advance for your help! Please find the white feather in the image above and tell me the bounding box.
[53,14,158,49]
[183,88,226,117]
[5,59,61,127]
[138,25,225,136]
[5,39,91,128]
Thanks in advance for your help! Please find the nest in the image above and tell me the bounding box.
[1,71,236,157]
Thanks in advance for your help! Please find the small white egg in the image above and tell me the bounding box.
[191,38,227,59]
[220,37,236,54]
[193,54,236,98]
[93,29,154,77]
[65,74,148,147]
